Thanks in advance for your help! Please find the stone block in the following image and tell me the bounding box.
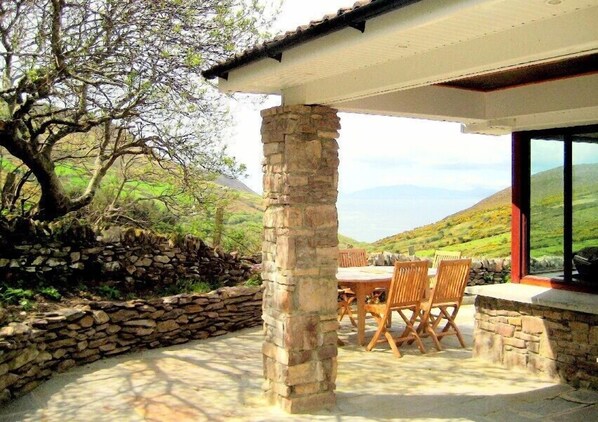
[284,315,320,351]
[473,330,503,363]
[504,350,527,368]
[503,337,526,349]
[570,321,589,343]
[296,279,337,314]
[496,323,515,337]
[522,316,546,334]
[279,391,336,414]
[286,361,322,385]
[276,236,296,270]
[157,320,179,333]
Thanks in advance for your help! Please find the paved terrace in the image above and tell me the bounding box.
[1,304,596,421]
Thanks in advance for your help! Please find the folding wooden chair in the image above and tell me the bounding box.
[418,258,472,350]
[338,248,368,267]
[337,288,357,327]
[431,250,462,268]
[364,261,429,357]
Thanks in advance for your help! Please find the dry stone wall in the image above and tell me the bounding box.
[0,219,255,294]
[0,286,263,404]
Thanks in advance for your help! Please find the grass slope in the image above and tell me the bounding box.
[373,163,598,259]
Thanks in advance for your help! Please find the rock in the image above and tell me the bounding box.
[0,373,19,391]
[70,252,81,262]
[56,359,76,373]
[31,256,46,266]
[136,257,153,267]
[153,255,170,264]
[123,319,156,328]
[78,315,94,328]
[157,320,179,333]
[121,326,154,336]
[92,311,110,325]
[103,261,121,272]
[108,309,139,322]
[8,347,39,371]
[46,258,66,267]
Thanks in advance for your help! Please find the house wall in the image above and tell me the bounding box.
[474,295,598,389]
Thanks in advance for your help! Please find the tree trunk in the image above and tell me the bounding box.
[0,130,89,220]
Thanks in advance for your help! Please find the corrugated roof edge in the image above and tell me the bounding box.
[201,0,422,80]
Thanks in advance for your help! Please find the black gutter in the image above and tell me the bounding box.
[202,0,422,80]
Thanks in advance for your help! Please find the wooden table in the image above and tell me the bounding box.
[336,266,437,346]
[337,266,394,346]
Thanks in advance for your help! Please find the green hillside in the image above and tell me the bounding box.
[373,164,598,259]
[372,192,512,258]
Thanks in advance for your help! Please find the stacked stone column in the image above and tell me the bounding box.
[260,105,340,413]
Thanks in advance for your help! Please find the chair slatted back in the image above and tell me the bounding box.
[338,248,368,267]
[387,261,429,308]
[433,259,472,305]
[432,250,462,268]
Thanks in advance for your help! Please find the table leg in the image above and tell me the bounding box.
[356,285,367,346]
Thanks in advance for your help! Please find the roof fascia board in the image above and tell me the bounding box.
[281,6,598,105]
[218,0,485,93]
[202,0,423,80]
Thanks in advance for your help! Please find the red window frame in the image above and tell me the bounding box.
[511,125,597,293]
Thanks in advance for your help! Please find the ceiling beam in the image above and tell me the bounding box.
[335,85,485,122]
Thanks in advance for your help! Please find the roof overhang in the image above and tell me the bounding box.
[207,0,598,135]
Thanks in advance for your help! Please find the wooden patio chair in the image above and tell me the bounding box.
[364,260,429,357]
[418,258,472,350]
[338,248,368,267]
[432,250,462,268]
[338,288,357,327]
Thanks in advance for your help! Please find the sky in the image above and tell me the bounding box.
[223,0,513,240]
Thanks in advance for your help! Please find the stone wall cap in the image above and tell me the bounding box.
[470,283,598,315]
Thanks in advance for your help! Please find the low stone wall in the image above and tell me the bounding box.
[369,252,510,286]
[0,285,263,404]
[473,295,598,389]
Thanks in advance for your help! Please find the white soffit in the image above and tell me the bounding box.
[219,0,598,105]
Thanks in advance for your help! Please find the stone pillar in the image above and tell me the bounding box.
[260,105,340,413]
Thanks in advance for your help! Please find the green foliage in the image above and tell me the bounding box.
[39,286,62,301]
[338,234,370,250]
[97,285,123,301]
[161,278,213,296]
[244,273,262,287]
[0,286,34,305]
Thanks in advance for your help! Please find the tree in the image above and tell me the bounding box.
[0,0,272,220]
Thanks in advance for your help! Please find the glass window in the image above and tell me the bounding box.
[527,130,598,282]
[529,137,565,276]
[572,134,598,280]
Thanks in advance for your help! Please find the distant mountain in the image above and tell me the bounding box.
[338,185,496,242]
[215,175,259,195]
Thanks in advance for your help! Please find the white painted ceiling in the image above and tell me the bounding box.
[218,0,598,134]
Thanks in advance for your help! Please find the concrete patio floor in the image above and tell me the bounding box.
[1,304,596,421]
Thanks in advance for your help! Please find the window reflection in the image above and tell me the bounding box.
[530,138,564,275]
[528,132,598,281]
